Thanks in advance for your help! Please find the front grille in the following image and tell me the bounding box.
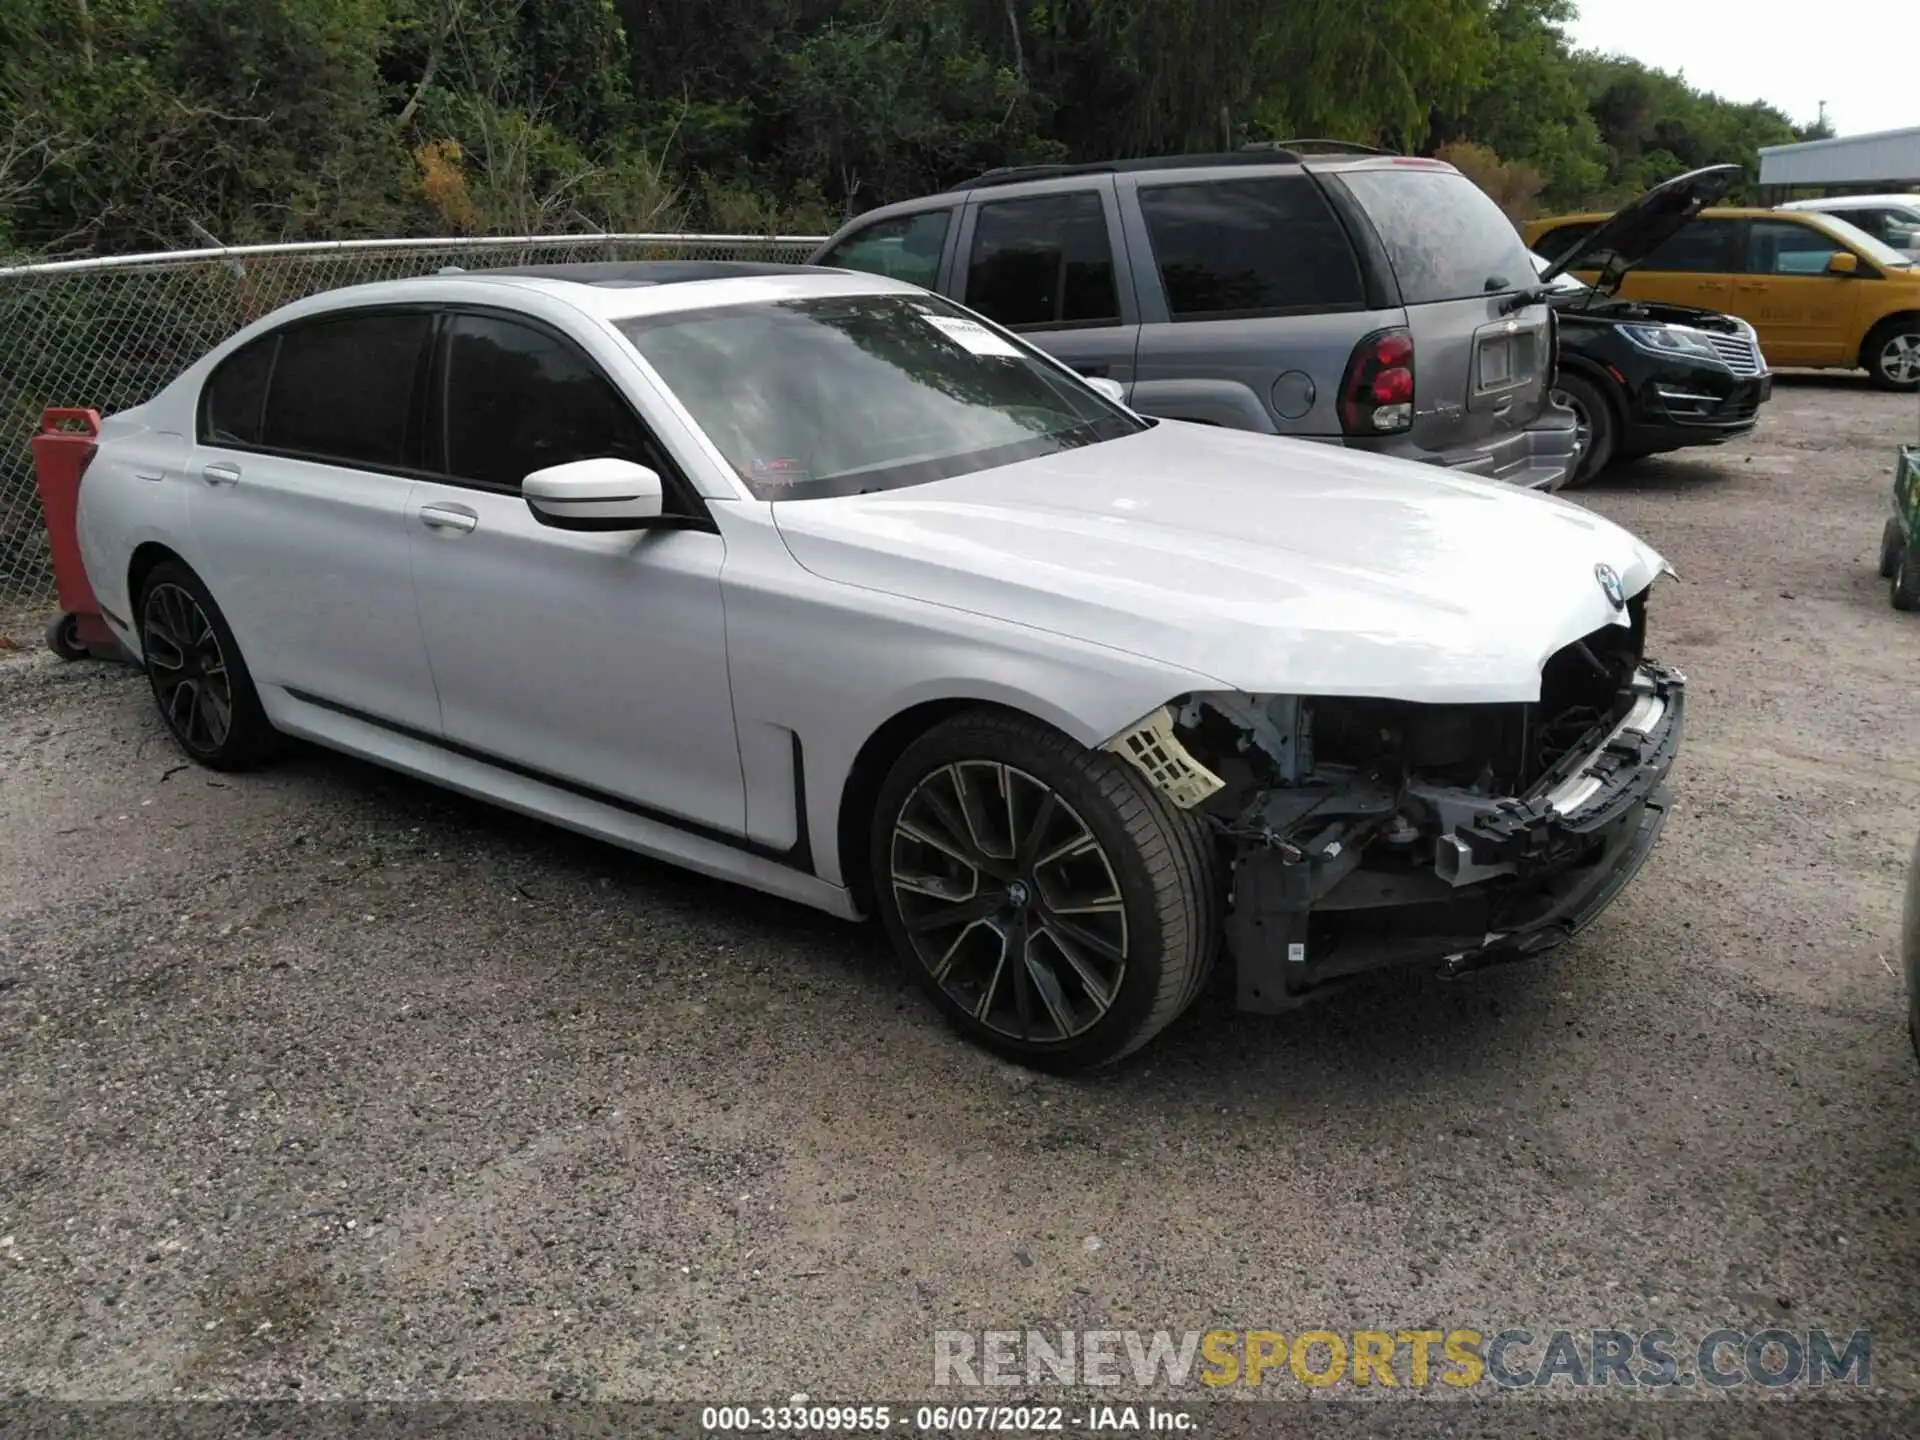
[1705,333,1764,376]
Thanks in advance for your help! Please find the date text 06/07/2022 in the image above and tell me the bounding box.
[700,1403,1196,1433]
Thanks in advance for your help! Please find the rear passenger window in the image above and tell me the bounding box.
[1642,220,1738,273]
[819,210,950,289]
[1531,223,1597,263]
[200,336,275,446]
[261,312,431,467]
[1139,177,1364,316]
[440,314,660,490]
[964,193,1120,328]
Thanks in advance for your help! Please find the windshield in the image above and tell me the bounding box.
[1806,213,1914,269]
[1528,249,1589,293]
[618,293,1144,500]
[1333,167,1539,302]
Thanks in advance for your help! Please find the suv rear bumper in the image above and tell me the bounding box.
[1368,400,1582,491]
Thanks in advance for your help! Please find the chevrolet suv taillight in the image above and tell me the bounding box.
[1338,327,1414,435]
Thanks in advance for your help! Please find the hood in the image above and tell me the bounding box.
[770,422,1668,705]
[1539,164,1743,293]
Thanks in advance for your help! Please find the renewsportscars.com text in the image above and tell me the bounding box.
[933,1327,1871,1391]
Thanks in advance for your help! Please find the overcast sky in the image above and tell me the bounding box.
[1568,0,1918,138]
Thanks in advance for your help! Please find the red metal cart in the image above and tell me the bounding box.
[29,406,121,661]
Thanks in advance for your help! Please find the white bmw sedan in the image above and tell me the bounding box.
[76,261,1683,1070]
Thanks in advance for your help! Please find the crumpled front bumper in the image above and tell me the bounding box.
[1225,662,1685,1011]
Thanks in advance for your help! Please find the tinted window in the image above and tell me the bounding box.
[1137,177,1364,316]
[964,192,1119,328]
[1531,222,1598,263]
[1641,220,1738,273]
[1335,168,1534,302]
[820,210,950,288]
[1745,220,1844,275]
[442,314,658,490]
[200,336,275,446]
[261,313,430,467]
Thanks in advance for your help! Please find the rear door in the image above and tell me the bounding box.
[1732,218,1856,365]
[187,309,442,732]
[1611,218,1740,311]
[1123,170,1384,436]
[950,181,1140,386]
[1329,164,1552,456]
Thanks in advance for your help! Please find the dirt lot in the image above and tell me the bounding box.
[2,377,1919,1414]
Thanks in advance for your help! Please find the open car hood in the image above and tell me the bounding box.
[1539,164,1743,293]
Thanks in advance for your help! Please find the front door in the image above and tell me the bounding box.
[186,309,442,732]
[1732,219,1857,366]
[953,182,1141,388]
[405,310,746,834]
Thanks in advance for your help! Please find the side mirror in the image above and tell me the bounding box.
[1084,375,1128,405]
[523,457,664,531]
[1827,251,1860,276]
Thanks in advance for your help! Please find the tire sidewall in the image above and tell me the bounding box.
[138,561,273,768]
[869,714,1192,1071]
[1554,372,1616,487]
[1867,322,1920,392]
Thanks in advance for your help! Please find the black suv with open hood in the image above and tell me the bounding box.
[1529,165,1772,485]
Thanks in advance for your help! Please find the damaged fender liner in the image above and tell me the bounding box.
[1226,663,1685,1013]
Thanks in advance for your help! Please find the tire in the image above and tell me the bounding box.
[1881,517,1906,579]
[137,560,278,770]
[870,708,1219,1072]
[1863,318,1920,392]
[1894,546,1920,612]
[44,612,87,661]
[1551,372,1617,489]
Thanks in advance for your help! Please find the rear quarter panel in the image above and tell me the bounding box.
[75,399,194,651]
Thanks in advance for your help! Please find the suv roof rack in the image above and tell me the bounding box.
[1242,138,1397,157]
[433,260,820,288]
[948,151,1305,192]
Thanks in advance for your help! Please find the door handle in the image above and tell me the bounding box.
[201,463,240,487]
[418,503,478,534]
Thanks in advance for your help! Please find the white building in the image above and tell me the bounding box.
[1758,125,1920,195]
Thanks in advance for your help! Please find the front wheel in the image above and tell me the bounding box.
[1864,320,1920,392]
[1551,373,1617,489]
[870,709,1219,1071]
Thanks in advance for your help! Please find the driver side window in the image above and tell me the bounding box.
[440,313,667,491]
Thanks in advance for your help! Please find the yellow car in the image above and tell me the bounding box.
[1528,179,1920,391]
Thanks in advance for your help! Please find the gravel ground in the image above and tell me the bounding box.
[2,376,1918,1419]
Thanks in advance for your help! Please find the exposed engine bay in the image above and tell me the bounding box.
[1564,294,1749,335]
[1106,589,1685,1011]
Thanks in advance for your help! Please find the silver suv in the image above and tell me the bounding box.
[810,149,1580,488]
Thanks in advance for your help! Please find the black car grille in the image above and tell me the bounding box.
[1705,333,1764,376]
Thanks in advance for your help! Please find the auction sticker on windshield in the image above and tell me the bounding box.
[921,313,1024,358]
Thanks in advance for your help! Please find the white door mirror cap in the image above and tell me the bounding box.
[523,457,664,529]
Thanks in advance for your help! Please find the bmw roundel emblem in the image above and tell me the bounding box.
[1595,563,1626,609]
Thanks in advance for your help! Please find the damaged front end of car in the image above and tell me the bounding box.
[1104,588,1684,1011]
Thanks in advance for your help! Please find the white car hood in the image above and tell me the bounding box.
[770,421,1668,704]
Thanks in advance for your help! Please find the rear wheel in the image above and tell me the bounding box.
[1864,318,1920,392]
[1551,372,1617,489]
[870,709,1218,1071]
[1894,547,1920,612]
[1881,517,1906,579]
[139,561,277,769]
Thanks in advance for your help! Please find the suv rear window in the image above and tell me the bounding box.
[1136,176,1364,316]
[1336,168,1535,303]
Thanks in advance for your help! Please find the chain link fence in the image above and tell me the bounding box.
[0,232,828,612]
